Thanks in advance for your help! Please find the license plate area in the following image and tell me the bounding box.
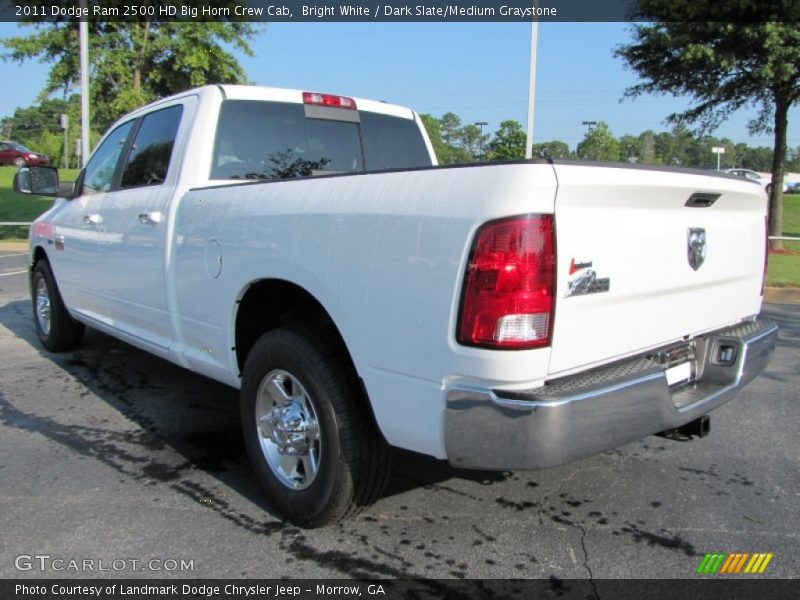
[648,341,697,389]
[665,361,693,387]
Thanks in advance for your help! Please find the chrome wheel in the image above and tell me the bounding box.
[35,277,51,336]
[255,369,321,490]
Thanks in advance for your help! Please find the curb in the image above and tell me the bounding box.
[764,287,800,304]
[0,241,28,252]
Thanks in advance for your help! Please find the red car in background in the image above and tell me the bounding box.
[0,141,50,167]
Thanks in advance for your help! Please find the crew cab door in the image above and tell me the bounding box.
[47,120,136,318]
[97,100,190,351]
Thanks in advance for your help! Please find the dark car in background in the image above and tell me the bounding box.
[0,141,50,167]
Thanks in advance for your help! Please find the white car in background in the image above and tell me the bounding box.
[723,168,789,193]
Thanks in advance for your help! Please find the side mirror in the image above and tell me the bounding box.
[13,166,60,197]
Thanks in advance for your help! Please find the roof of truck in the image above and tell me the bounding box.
[122,84,418,123]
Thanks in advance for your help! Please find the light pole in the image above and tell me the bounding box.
[525,20,539,159]
[79,0,90,166]
[475,121,488,161]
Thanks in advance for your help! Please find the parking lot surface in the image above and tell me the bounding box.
[0,248,798,580]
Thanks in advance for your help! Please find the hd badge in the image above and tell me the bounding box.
[565,258,611,298]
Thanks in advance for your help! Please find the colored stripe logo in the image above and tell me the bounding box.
[696,552,773,574]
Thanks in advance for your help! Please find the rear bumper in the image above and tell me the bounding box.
[444,317,778,470]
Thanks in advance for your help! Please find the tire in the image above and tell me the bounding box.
[14,157,26,168]
[766,183,772,195]
[240,325,391,527]
[31,260,85,352]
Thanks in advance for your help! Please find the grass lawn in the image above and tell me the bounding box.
[767,193,800,287]
[0,166,79,240]
[0,165,798,286]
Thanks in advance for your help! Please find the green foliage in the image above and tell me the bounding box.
[615,9,800,247]
[1,96,103,168]
[424,110,789,170]
[639,131,657,164]
[3,14,259,131]
[531,141,570,160]
[787,147,800,173]
[486,120,526,161]
[576,122,621,162]
[419,113,476,164]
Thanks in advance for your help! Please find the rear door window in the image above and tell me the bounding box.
[121,105,183,188]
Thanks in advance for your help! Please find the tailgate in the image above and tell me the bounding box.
[548,164,766,377]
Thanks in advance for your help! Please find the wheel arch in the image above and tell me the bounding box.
[234,278,356,376]
[232,278,384,442]
[30,245,48,292]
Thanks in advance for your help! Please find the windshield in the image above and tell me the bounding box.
[211,100,431,181]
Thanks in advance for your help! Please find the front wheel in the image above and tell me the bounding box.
[240,326,391,527]
[31,260,85,352]
[766,183,773,195]
[14,157,26,168]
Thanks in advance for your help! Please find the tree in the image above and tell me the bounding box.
[438,112,463,148]
[615,7,800,248]
[485,120,526,161]
[738,145,777,172]
[419,113,471,165]
[0,96,100,168]
[419,114,446,163]
[576,121,620,162]
[531,140,571,160]
[787,147,800,174]
[3,13,258,131]
[460,124,488,161]
[618,134,641,163]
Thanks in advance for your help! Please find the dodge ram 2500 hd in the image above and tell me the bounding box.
[17,85,778,526]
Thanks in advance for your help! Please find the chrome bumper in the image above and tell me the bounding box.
[445,318,778,470]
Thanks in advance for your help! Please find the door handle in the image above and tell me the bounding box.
[138,211,164,225]
[83,214,102,225]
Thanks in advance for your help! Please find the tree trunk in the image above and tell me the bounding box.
[132,21,151,94]
[768,94,788,252]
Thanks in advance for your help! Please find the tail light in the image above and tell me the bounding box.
[302,91,356,110]
[458,214,556,349]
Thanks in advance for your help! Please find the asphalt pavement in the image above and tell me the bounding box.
[0,248,798,580]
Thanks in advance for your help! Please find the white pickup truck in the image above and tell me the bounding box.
[17,85,777,527]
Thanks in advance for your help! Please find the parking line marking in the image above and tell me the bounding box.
[0,270,27,277]
[0,253,28,258]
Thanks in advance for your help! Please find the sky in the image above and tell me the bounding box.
[1,21,798,155]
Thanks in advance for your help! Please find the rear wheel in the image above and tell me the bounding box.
[14,157,26,168]
[766,183,773,195]
[31,260,85,352]
[240,326,391,527]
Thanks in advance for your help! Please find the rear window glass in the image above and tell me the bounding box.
[360,111,432,170]
[210,100,431,180]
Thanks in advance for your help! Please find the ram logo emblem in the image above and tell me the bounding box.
[688,228,707,271]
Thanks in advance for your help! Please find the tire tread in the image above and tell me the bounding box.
[242,324,391,527]
[32,260,85,352]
